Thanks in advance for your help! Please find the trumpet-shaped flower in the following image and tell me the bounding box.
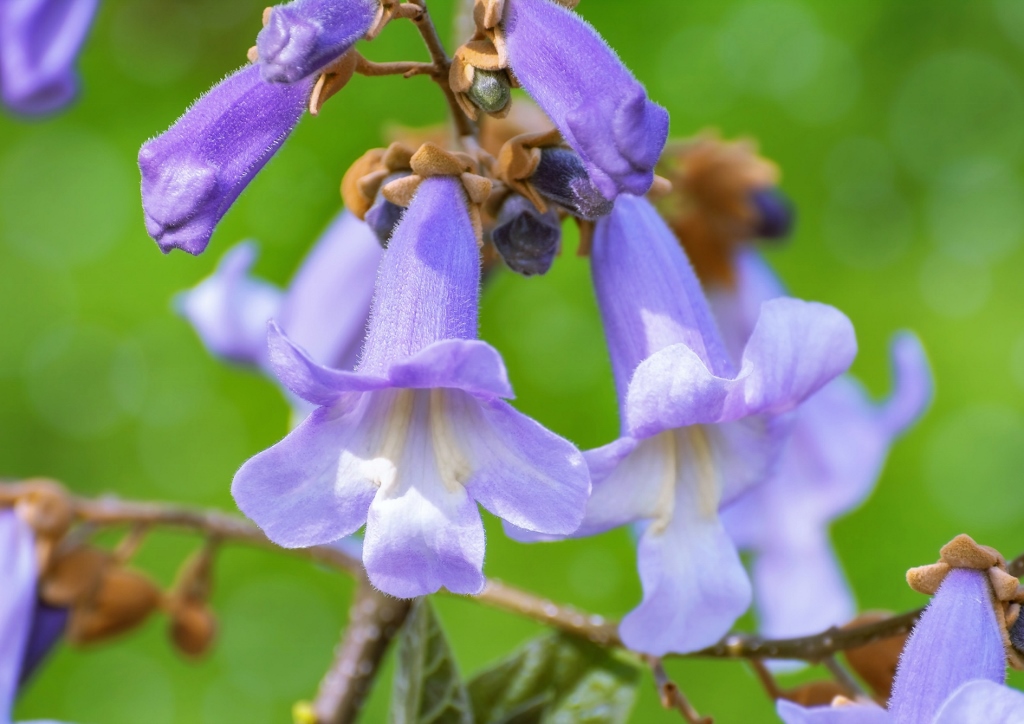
[139,64,313,256]
[176,210,382,375]
[570,195,855,655]
[0,0,97,116]
[503,0,669,201]
[1,510,68,724]
[257,0,377,83]
[718,251,932,641]
[232,176,590,597]
[777,568,1024,723]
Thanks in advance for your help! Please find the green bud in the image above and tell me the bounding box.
[467,69,511,114]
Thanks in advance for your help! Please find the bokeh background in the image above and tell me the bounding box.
[4,0,1024,720]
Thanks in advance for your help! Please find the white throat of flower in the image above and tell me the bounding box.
[649,426,721,534]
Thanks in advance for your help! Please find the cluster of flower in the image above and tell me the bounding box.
[0,0,97,116]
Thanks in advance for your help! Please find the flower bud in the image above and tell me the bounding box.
[169,601,217,658]
[40,545,108,607]
[491,194,561,276]
[257,0,378,83]
[364,172,408,247]
[67,567,162,644]
[139,64,313,255]
[467,69,511,115]
[531,148,613,220]
[751,187,794,240]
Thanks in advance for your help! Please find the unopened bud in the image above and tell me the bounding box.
[468,69,511,115]
[491,195,561,277]
[365,173,408,247]
[1010,610,1024,654]
[531,148,613,220]
[750,187,793,240]
[169,600,217,657]
[67,567,161,644]
[40,545,108,607]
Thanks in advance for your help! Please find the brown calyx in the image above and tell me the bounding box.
[491,128,564,214]
[449,0,514,121]
[657,132,780,287]
[341,142,417,219]
[906,534,1024,669]
[163,542,219,658]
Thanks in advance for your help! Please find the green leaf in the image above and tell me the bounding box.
[467,633,640,724]
[390,599,473,724]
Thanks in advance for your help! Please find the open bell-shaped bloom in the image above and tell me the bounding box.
[777,567,1024,723]
[717,251,933,642]
[564,195,855,655]
[0,0,98,116]
[138,64,313,256]
[232,176,590,597]
[257,0,377,83]
[503,0,669,201]
[1,510,69,724]
[176,210,382,376]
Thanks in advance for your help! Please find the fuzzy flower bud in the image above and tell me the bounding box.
[139,64,313,255]
[750,187,794,240]
[530,147,613,220]
[364,172,409,247]
[491,194,561,276]
[257,0,378,83]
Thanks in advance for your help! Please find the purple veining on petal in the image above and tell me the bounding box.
[257,0,377,83]
[504,0,669,200]
[139,64,313,255]
[0,0,98,116]
[233,177,589,598]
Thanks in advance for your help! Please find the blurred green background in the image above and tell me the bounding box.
[4,0,1024,721]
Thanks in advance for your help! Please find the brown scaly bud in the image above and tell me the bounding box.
[657,132,789,287]
[450,0,514,121]
[39,544,109,608]
[840,611,909,703]
[381,142,492,242]
[163,543,219,658]
[341,142,416,220]
[907,534,1024,670]
[15,478,74,540]
[67,566,162,644]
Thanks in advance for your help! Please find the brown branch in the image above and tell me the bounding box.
[822,656,867,699]
[406,0,476,138]
[647,657,713,724]
[311,580,413,724]
[355,55,437,78]
[748,659,784,700]
[475,579,621,645]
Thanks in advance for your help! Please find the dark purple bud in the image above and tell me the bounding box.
[750,187,794,240]
[364,173,407,247]
[1010,610,1024,653]
[257,0,378,83]
[19,601,68,687]
[139,64,313,255]
[0,0,98,116]
[491,194,561,277]
[532,148,614,220]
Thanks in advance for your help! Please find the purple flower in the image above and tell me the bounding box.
[257,0,377,83]
[232,176,590,597]
[0,510,67,722]
[558,195,855,655]
[0,0,98,116]
[777,568,1024,723]
[718,251,932,642]
[176,210,382,375]
[138,64,313,256]
[503,0,669,201]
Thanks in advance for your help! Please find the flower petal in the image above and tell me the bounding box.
[776,700,891,724]
[878,332,932,436]
[175,241,284,368]
[0,510,37,716]
[504,0,668,199]
[933,680,1024,724]
[387,340,514,399]
[232,401,378,548]
[455,394,590,535]
[889,568,1007,724]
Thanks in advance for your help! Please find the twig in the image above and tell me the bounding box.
[647,657,713,724]
[355,56,437,78]
[747,659,784,700]
[406,0,476,138]
[310,580,413,724]
[822,655,866,699]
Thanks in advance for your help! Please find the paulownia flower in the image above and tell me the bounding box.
[176,210,382,374]
[138,64,313,256]
[778,557,1024,722]
[717,251,932,642]
[0,509,69,724]
[0,0,97,116]
[256,0,377,83]
[233,175,590,597]
[563,194,855,655]
[502,0,669,200]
